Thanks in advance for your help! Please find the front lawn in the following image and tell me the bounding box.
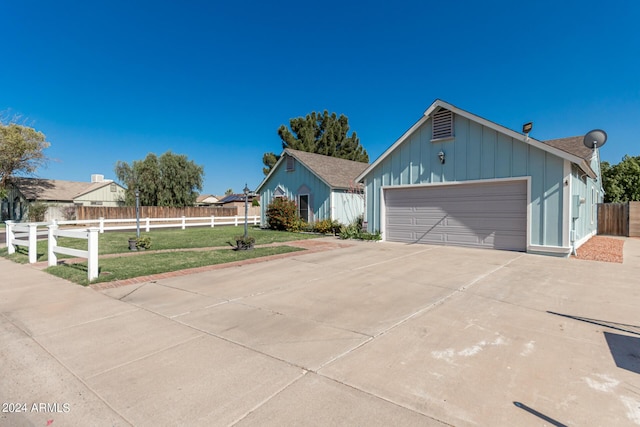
[0,226,322,263]
[46,246,303,286]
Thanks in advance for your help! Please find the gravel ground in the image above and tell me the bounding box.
[572,235,625,263]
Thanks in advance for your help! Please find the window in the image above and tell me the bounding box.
[91,201,103,206]
[298,194,309,221]
[432,108,454,140]
[286,156,295,172]
[274,185,286,198]
[110,183,117,192]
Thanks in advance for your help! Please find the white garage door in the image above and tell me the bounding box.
[384,180,527,251]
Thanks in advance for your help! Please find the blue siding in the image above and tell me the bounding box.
[363,113,567,248]
[259,158,331,226]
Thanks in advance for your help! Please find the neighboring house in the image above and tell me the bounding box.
[357,99,603,256]
[195,194,220,206]
[257,148,369,226]
[214,193,260,217]
[2,174,126,222]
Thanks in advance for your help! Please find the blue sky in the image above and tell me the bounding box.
[2,1,639,195]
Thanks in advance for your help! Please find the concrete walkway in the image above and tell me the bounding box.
[2,238,640,426]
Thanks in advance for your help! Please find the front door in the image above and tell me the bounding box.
[298,195,309,222]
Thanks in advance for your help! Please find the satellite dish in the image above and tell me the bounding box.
[583,129,607,149]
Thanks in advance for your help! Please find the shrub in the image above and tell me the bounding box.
[313,218,341,234]
[266,198,300,231]
[62,205,77,221]
[339,217,381,241]
[136,235,152,250]
[27,201,48,222]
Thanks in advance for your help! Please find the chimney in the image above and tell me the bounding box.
[91,174,104,183]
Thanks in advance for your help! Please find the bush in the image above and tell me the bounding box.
[339,217,381,241]
[136,235,152,250]
[27,202,48,222]
[62,205,77,221]
[313,218,341,234]
[266,198,300,231]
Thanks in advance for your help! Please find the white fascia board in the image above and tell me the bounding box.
[255,154,287,193]
[356,115,430,183]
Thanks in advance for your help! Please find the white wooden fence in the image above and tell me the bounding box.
[5,221,47,263]
[4,215,261,268]
[48,225,100,281]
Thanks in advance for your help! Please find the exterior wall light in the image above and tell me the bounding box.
[438,151,445,164]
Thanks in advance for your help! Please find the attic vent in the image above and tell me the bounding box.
[274,185,286,198]
[432,109,454,140]
[286,156,295,172]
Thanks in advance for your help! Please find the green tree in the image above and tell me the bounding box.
[262,110,369,175]
[115,151,204,207]
[225,188,233,195]
[601,155,640,202]
[0,123,50,198]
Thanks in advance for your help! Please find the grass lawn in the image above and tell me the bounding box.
[46,246,303,286]
[0,226,323,263]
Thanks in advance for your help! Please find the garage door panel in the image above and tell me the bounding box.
[385,181,527,251]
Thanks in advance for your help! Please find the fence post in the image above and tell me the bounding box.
[99,217,104,233]
[28,223,38,264]
[145,218,150,232]
[87,227,99,281]
[6,220,15,255]
[48,224,58,267]
[235,216,238,227]
[182,216,186,230]
[211,215,215,228]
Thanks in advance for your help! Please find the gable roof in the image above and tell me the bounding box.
[9,177,118,201]
[543,136,594,161]
[357,99,597,182]
[257,149,369,192]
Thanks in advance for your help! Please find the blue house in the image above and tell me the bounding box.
[356,100,603,256]
[257,148,369,226]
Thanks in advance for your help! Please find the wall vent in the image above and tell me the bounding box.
[432,109,454,140]
[286,156,295,172]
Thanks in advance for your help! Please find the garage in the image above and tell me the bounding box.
[384,180,527,251]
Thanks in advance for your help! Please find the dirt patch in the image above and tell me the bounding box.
[572,236,625,263]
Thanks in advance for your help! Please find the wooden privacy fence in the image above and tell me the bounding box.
[597,202,640,237]
[76,206,237,220]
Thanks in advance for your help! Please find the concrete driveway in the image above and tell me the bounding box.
[2,239,640,426]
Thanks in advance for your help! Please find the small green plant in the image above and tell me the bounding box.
[339,216,381,241]
[136,235,152,250]
[312,218,341,234]
[229,235,256,250]
[27,201,48,222]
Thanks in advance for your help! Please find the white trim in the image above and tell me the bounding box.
[380,176,527,190]
[562,160,572,247]
[526,244,572,256]
[357,99,597,183]
[330,190,335,221]
[380,176,531,250]
[379,185,387,241]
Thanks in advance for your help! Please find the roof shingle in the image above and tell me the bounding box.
[284,149,369,189]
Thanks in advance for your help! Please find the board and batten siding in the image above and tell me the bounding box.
[74,184,126,206]
[364,114,566,247]
[259,160,331,226]
[332,190,365,225]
